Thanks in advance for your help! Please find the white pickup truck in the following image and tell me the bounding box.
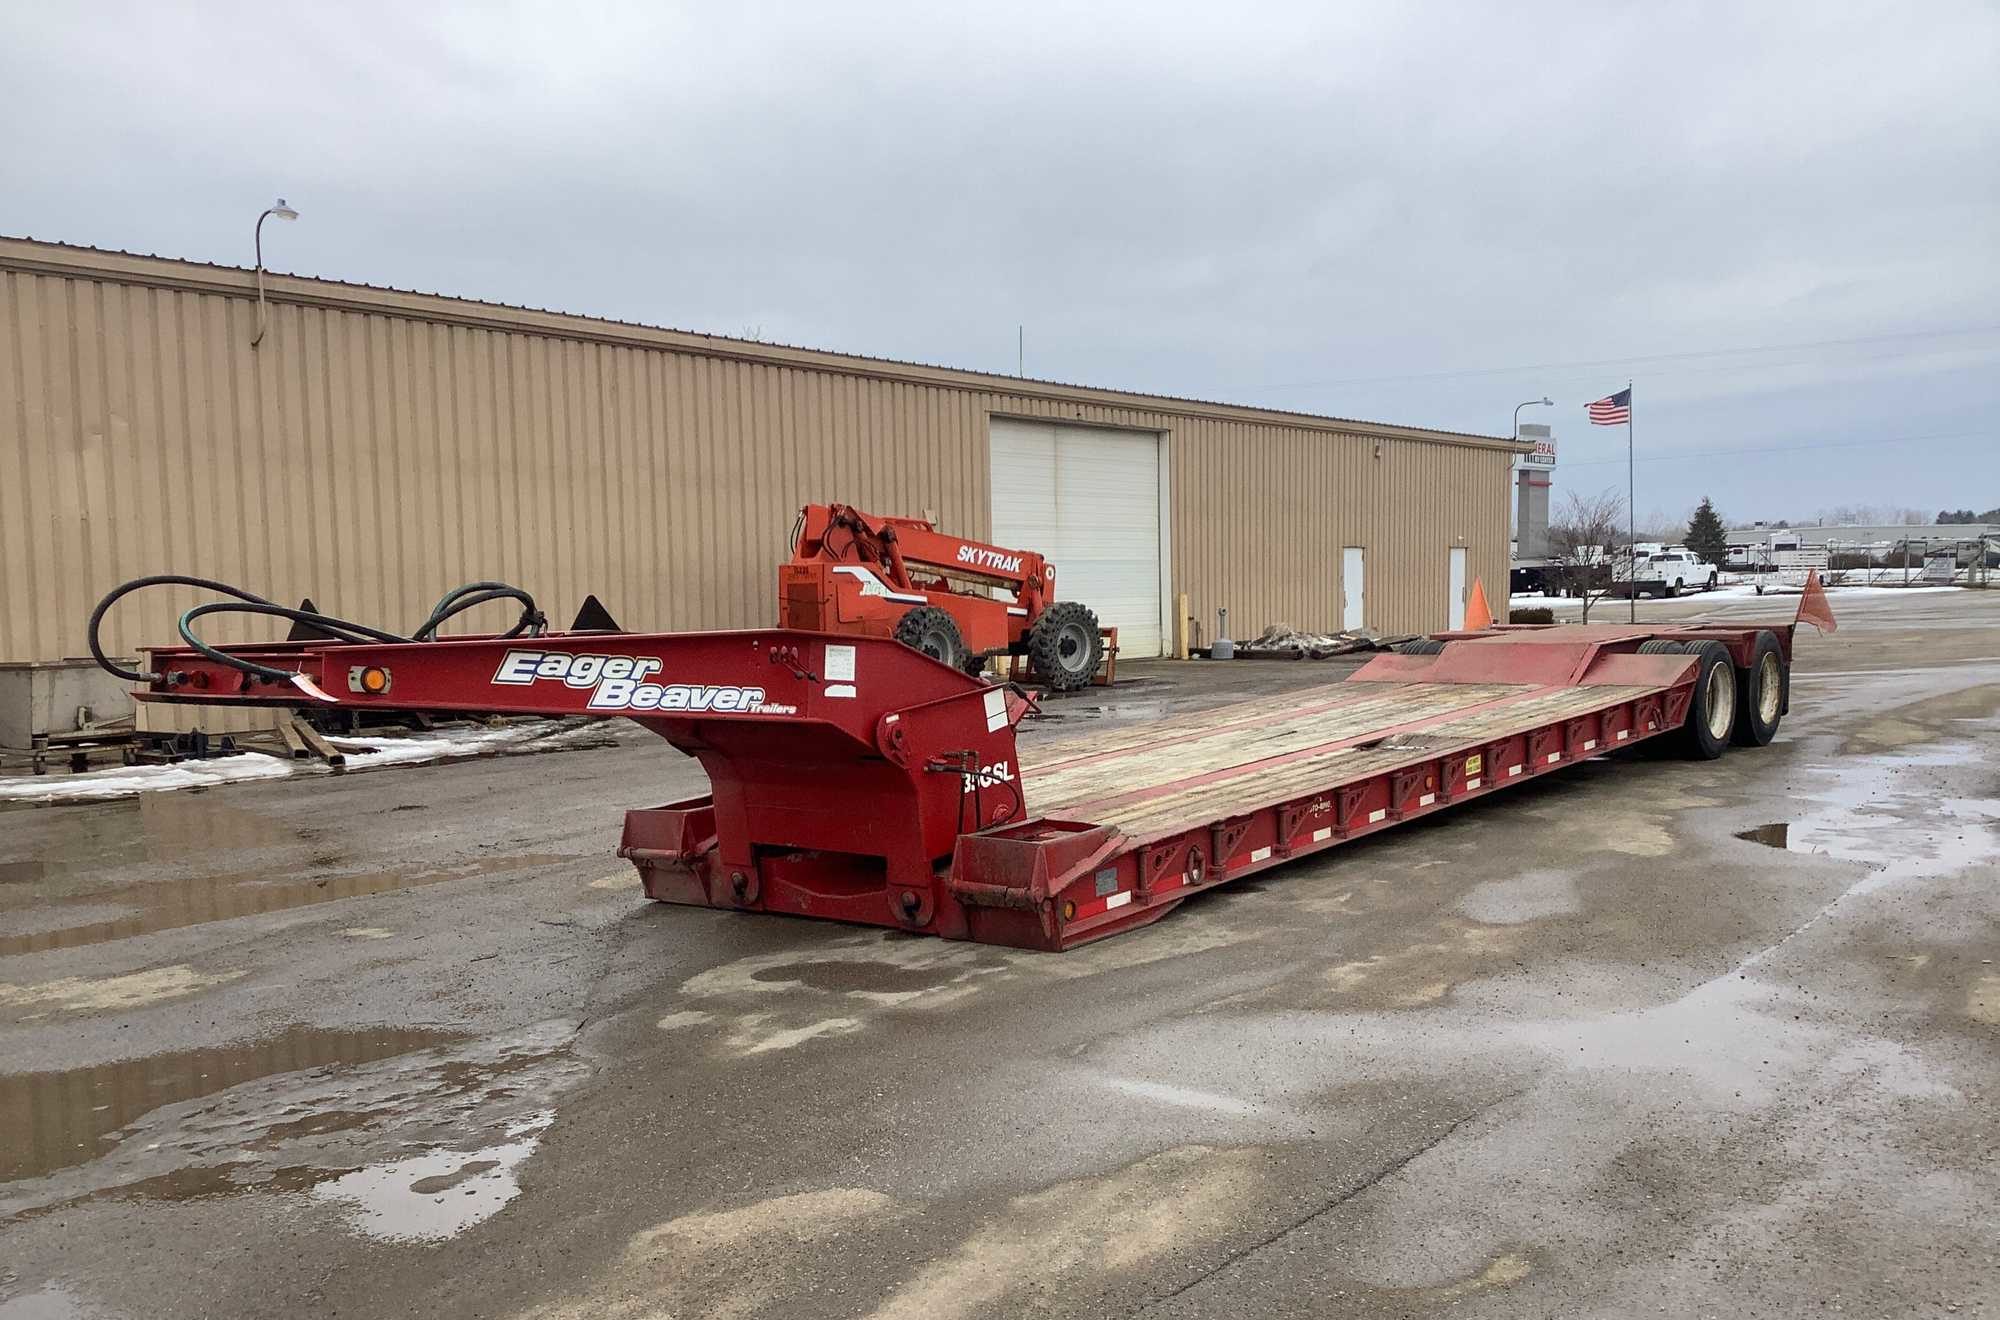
[1615,549,1718,598]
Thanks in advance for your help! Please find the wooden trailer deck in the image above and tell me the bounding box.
[1021,677,1663,842]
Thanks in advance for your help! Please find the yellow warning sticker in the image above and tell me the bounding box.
[1465,753,1483,776]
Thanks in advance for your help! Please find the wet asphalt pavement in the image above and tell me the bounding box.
[2,590,1996,1318]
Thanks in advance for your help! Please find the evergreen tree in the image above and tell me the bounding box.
[1685,497,1728,565]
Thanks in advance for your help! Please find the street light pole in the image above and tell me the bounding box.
[251,198,300,349]
[1511,396,1554,439]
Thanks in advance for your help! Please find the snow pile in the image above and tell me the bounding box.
[0,753,297,803]
[0,718,612,805]
[326,719,611,768]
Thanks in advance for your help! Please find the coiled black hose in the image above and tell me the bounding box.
[88,573,546,686]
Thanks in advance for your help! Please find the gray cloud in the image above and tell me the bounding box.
[5,0,1996,523]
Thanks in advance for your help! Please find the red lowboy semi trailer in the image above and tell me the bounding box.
[116,576,1830,951]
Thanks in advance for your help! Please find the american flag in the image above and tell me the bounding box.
[1586,388,1631,426]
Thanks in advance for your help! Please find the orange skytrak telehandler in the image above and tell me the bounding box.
[777,503,1104,690]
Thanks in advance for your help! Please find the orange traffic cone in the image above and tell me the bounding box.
[1464,577,1495,632]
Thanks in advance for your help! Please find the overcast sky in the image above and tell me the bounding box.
[5,2,1996,528]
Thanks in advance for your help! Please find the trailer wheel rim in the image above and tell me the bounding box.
[1705,660,1737,742]
[1756,651,1782,725]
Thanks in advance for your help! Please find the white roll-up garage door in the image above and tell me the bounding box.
[989,418,1164,657]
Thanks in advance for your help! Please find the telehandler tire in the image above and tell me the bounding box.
[893,606,970,671]
[1027,601,1102,691]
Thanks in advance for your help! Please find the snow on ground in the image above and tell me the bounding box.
[1509,582,1965,614]
[0,718,612,806]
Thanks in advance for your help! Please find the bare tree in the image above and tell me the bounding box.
[1547,488,1626,623]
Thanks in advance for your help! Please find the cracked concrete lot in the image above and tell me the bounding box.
[2,588,1996,1318]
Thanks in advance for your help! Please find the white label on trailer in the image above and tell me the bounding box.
[1616,729,1629,740]
[1367,808,1387,824]
[1418,793,1435,807]
[825,683,856,699]
[1546,751,1561,763]
[1312,827,1333,843]
[1249,846,1271,863]
[1104,891,1133,911]
[1508,764,1523,777]
[983,688,1009,732]
[1465,777,1482,790]
[1583,738,1597,750]
[823,644,856,682]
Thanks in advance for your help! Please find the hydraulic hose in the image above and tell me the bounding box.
[176,603,411,683]
[88,575,279,683]
[412,582,545,641]
[87,574,546,687]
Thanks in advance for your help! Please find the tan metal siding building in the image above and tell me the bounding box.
[1,238,1524,725]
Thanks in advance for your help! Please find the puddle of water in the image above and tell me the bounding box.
[0,853,568,956]
[1032,698,1173,724]
[1735,823,1791,850]
[0,1025,464,1182]
[0,1282,94,1320]
[747,959,973,995]
[3,1020,586,1245]
[1723,741,2000,972]
[309,1110,552,1241]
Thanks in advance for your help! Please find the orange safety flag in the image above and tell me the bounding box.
[1795,569,1838,634]
[1464,577,1495,632]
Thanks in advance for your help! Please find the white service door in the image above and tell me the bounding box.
[1341,547,1365,630]
[989,419,1163,656]
[1448,547,1469,629]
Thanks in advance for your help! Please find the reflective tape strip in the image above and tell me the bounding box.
[1418,792,1435,807]
[1072,886,1141,920]
[1508,764,1523,777]
[1367,808,1387,824]
[1248,846,1271,863]
[1546,751,1561,763]
[1616,729,1629,741]
[1583,738,1597,750]
[1465,777,1482,790]
[1312,827,1333,842]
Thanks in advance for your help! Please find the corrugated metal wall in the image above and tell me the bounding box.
[0,240,1517,728]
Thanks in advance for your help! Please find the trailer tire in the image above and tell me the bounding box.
[1731,630,1786,747]
[1675,639,1738,760]
[1027,601,1102,691]
[893,606,969,670]
[1397,638,1447,655]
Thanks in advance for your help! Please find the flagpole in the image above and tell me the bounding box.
[1627,380,1636,623]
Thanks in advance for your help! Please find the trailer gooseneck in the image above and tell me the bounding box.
[98,578,1831,952]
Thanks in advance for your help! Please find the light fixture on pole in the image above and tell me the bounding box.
[251,198,300,349]
[1511,396,1553,439]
